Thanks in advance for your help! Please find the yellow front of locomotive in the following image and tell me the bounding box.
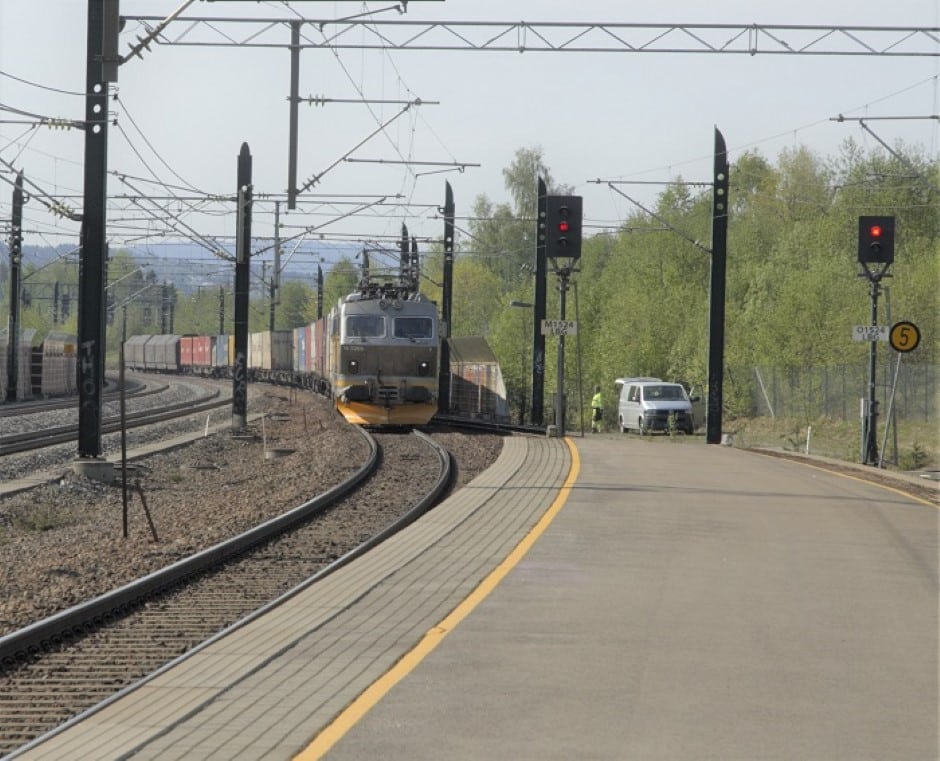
[331,294,439,426]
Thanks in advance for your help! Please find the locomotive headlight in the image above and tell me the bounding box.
[417,360,430,377]
[347,359,359,374]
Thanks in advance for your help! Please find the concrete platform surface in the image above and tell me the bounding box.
[323,435,937,761]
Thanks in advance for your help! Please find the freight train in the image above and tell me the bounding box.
[125,280,441,427]
[0,329,78,401]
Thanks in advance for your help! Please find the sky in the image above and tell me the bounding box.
[1,0,938,282]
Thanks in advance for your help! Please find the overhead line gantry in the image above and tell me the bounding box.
[119,17,939,56]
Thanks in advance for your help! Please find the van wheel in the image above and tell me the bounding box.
[638,416,646,435]
[619,417,627,434]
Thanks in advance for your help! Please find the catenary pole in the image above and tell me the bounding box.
[232,143,252,431]
[706,127,729,445]
[270,200,281,331]
[532,177,548,426]
[77,0,114,459]
[6,172,24,402]
[439,181,454,414]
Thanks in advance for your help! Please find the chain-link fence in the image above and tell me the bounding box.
[736,362,937,424]
[723,361,937,467]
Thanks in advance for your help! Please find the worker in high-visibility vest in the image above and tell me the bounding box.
[591,384,604,433]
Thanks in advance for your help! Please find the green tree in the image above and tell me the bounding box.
[317,255,358,318]
[450,257,503,337]
[277,280,315,329]
[466,146,566,289]
[174,286,226,336]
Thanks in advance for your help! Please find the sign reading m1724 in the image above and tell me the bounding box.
[541,319,578,336]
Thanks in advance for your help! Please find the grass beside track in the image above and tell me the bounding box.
[726,416,938,472]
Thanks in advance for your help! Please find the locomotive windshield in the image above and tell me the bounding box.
[345,314,385,338]
[393,317,434,339]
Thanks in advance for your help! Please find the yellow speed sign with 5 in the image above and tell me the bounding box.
[889,321,920,353]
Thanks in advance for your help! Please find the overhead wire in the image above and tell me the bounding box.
[0,121,42,167]
[0,151,81,221]
[0,102,83,130]
[0,68,86,98]
[280,1,454,247]
[113,93,206,195]
[605,74,940,194]
[115,173,231,258]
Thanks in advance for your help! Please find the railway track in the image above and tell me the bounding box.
[0,387,225,457]
[0,378,156,419]
[0,428,451,757]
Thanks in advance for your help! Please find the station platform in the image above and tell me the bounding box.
[11,433,938,761]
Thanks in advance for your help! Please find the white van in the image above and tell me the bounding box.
[614,377,696,435]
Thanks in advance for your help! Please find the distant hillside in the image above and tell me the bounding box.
[7,239,361,296]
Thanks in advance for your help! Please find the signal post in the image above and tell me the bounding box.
[856,215,895,466]
[540,194,583,436]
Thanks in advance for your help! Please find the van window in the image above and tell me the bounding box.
[643,384,686,401]
[628,385,640,402]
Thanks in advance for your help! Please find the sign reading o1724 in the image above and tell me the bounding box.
[889,321,921,353]
[541,319,578,336]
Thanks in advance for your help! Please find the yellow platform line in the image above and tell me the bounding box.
[295,437,581,760]
[750,450,938,509]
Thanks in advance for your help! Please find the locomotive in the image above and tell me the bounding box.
[329,286,439,426]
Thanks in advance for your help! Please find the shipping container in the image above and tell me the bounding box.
[179,336,196,368]
[124,334,151,370]
[293,326,307,373]
[0,328,37,401]
[212,334,235,369]
[446,336,509,422]
[304,324,314,373]
[147,335,181,371]
[192,335,213,369]
[312,319,326,378]
[248,330,293,371]
[38,332,77,397]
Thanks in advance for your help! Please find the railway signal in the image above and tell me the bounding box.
[544,195,583,259]
[855,214,897,467]
[857,215,894,265]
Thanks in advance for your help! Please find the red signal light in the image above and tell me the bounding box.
[545,195,582,259]
[858,215,894,265]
